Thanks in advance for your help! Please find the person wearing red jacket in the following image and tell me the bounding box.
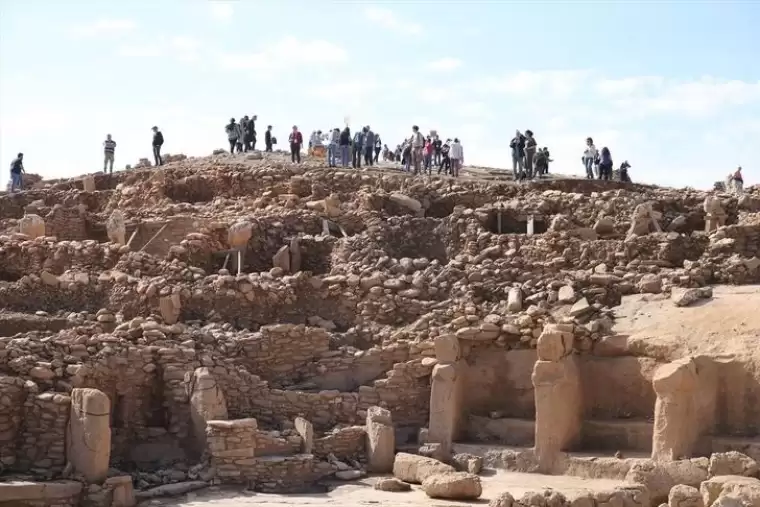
[288,125,303,163]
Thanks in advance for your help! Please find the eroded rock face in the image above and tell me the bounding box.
[67,388,111,483]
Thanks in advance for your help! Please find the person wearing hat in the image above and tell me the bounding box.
[9,152,24,192]
[151,126,164,166]
[225,118,242,154]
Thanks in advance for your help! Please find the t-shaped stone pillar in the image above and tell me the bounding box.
[67,388,111,483]
[185,367,228,457]
[427,334,465,453]
[532,324,582,473]
[651,359,700,462]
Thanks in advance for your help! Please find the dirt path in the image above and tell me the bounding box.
[150,471,623,507]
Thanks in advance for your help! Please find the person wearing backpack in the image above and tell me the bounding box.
[288,125,303,163]
[264,126,274,152]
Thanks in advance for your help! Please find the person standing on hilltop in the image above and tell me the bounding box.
[288,125,303,163]
[103,134,117,174]
[733,166,744,195]
[449,138,464,177]
[582,137,597,179]
[433,135,443,168]
[352,128,365,169]
[374,134,382,163]
[9,153,24,192]
[364,126,375,167]
[151,126,164,166]
[264,125,273,152]
[524,130,537,180]
[241,115,252,152]
[328,128,340,167]
[410,125,424,175]
[509,130,526,180]
[339,127,351,167]
[248,115,257,151]
[225,118,241,154]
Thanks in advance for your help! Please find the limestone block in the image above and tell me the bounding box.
[187,367,228,455]
[532,357,582,473]
[700,475,760,507]
[490,492,516,507]
[652,360,699,462]
[594,216,615,234]
[536,325,573,362]
[558,285,576,304]
[626,459,708,504]
[105,476,136,507]
[374,477,412,492]
[324,193,342,217]
[67,388,111,483]
[19,214,45,238]
[82,175,96,192]
[668,484,704,507]
[434,334,460,362]
[708,452,759,478]
[272,245,291,273]
[392,452,455,484]
[389,193,422,213]
[452,453,483,474]
[159,293,181,325]
[106,210,126,245]
[422,472,482,500]
[227,221,253,248]
[507,287,523,312]
[294,416,314,454]
[366,406,395,473]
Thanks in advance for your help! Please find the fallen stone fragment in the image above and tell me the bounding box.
[374,477,412,492]
[421,472,482,500]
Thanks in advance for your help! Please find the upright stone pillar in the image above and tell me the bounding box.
[159,293,181,325]
[186,367,228,456]
[532,324,582,473]
[428,334,465,453]
[703,196,727,233]
[67,388,111,483]
[18,214,46,238]
[82,175,96,192]
[228,221,252,274]
[106,210,127,245]
[366,406,395,473]
[651,359,700,462]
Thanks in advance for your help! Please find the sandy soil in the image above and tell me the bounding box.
[612,284,760,360]
[148,470,623,507]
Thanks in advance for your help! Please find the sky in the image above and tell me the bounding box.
[1,0,759,189]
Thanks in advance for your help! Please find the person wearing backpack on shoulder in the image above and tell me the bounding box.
[288,125,303,163]
[264,126,274,152]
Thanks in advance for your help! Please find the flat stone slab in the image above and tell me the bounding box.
[0,481,83,501]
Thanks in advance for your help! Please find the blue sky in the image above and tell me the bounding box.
[1,0,759,189]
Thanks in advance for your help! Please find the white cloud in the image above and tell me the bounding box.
[364,7,422,35]
[67,18,136,38]
[427,57,462,72]
[218,37,347,73]
[209,1,234,21]
[118,44,163,58]
[419,87,453,103]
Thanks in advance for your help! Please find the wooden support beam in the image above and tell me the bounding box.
[138,223,169,252]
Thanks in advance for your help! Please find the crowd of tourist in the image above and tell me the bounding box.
[4,117,749,194]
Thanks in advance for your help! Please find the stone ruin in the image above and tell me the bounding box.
[0,153,759,507]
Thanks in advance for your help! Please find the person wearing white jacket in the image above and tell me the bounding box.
[449,138,464,177]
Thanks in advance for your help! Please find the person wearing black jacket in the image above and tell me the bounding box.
[264,126,273,152]
[151,126,164,166]
[509,130,526,180]
[433,136,442,167]
[339,127,351,167]
[248,115,257,151]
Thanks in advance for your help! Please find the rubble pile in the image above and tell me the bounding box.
[1,152,760,507]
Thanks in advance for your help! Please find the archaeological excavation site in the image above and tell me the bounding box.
[2,152,760,507]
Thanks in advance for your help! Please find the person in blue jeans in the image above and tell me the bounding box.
[339,127,351,167]
[327,128,340,167]
[10,153,24,192]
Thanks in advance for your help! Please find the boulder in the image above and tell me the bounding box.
[451,453,483,474]
[389,193,422,213]
[638,274,663,294]
[594,216,615,234]
[700,475,760,507]
[672,288,705,307]
[668,484,704,507]
[490,491,515,507]
[374,477,412,492]
[422,472,482,500]
[557,285,576,304]
[708,452,758,478]
[393,452,455,484]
